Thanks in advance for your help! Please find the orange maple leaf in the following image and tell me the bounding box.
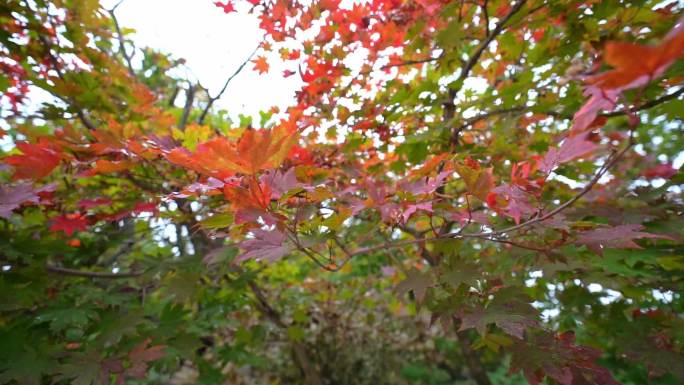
[587,16,684,90]
[230,126,298,174]
[252,56,269,74]
[165,126,297,177]
[81,159,136,176]
[223,178,272,211]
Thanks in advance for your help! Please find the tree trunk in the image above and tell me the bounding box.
[247,280,323,385]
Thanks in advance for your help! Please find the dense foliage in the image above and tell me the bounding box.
[1,0,684,384]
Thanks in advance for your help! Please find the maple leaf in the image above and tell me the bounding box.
[214,1,236,13]
[414,0,441,15]
[0,182,55,218]
[587,16,684,91]
[165,137,239,179]
[132,202,158,214]
[77,198,113,210]
[223,127,298,174]
[642,163,678,179]
[539,131,598,173]
[576,224,672,255]
[489,184,536,224]
[454,163,494,201]
[50,214,89,236]
[81,159,136,177]
[570,86,618,133]
[260,168,300,199]
[166,126,297,177]
[4,140,61,180]
[224,178,272,213]
[399,170,451,195]
[395,268,434,303]
[53,352,103,385]
[439,261,480,289]
[510,331,620,385]
[447,209,490,226]
[459,287,538,339]
[126,339,166,379]
[572,16,684,133]
[252,56,269,74]
[400,202,432,223]
[363,178,401,222]
[235,229,293,263]
[181,177,225,196]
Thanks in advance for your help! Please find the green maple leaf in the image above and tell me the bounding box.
[460,287,539,339]
[54,353,103,385]
[395,268,434,303]
[439,261,480,288]
[34,308,95,333]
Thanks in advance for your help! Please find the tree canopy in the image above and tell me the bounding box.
[1,0,684,384]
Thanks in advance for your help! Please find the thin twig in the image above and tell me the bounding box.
[448,0,528,145]
[458,0,527,83]
[46,264,142,279]
[198,43,261,124]
[488,139,633,236]
[107,4,136,78]
[451,84,683,134]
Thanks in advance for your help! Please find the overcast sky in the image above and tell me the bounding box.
[100,0,301,118]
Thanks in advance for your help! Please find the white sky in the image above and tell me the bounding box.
[100,0,301,118]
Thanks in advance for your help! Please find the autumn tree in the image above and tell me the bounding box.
[1,0,684,384]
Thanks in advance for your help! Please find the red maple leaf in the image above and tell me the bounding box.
[539,131,598,173]
[252,56,269,74]
[214,1,235,13]
[576,224,672,255]
[510,330,620,385]
[489,184,536,224]
[50,213,89,236]
[4,140,62,180]
[235,229,292,263]
[77,198,113,210]
[642,163,678,180]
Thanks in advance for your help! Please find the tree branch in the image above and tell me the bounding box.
[603,85,684,117]
[46,264,142,279]
[323,138,632,266]
[458,0,527,83]
[448,0,528,145]
[107,4,136,78]
[488,131,633,236]
[451,84,683,135]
